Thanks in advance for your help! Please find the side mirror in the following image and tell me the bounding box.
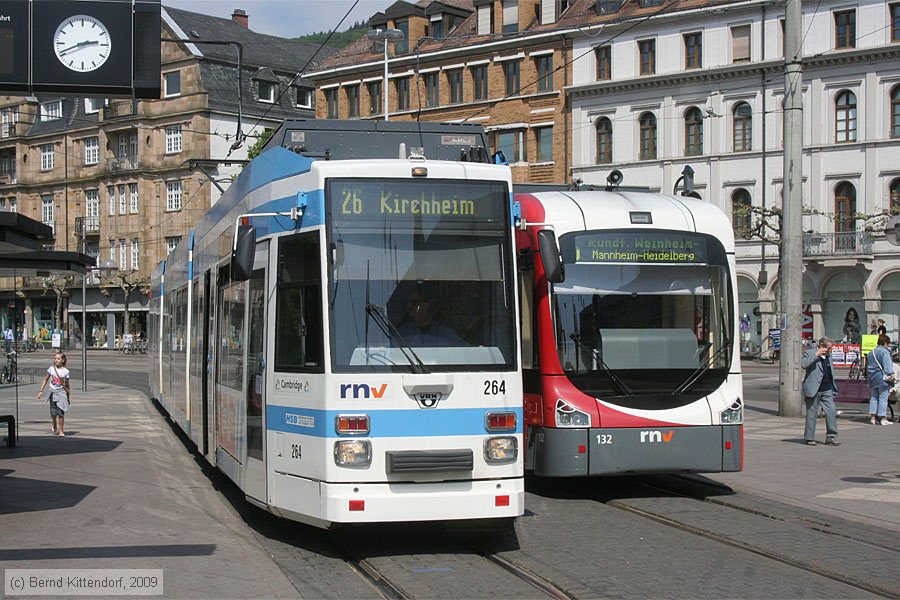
[537,229,564,284]
[231,225,256,281]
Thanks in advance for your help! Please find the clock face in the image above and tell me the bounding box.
[53,15,111,73]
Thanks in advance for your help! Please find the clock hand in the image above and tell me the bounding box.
[59,40,100,55]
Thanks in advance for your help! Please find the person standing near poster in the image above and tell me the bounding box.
[801,337,841,446]
[866,334,895,426]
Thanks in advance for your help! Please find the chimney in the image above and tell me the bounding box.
[231,9,249,29]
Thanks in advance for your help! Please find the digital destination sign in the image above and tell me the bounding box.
[574,232,709,264]
[328,179,507,224]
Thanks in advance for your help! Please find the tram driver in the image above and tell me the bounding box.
[398,287,465,348]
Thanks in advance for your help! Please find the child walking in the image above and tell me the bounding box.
[38,352,71,436]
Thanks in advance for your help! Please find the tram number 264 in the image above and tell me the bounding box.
[291,444,302,459]
[483,380,506,395]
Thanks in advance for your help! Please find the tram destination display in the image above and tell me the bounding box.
[573,232,709,264]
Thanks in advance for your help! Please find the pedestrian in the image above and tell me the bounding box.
[37,352,71,436]
[876,319,887,336]
[865,334,895,426]
[3,326,12,353]
[869,319,878,335]
[801,337,841,446]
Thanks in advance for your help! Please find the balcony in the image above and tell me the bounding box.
[103,100,138,120]
[104,156,137,173]
[803,231,874,257]
[76,216,101,237]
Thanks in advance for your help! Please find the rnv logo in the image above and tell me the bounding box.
[340,383,388,399]
[640,430,675,443]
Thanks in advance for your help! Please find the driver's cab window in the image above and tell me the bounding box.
[275,232,323,372]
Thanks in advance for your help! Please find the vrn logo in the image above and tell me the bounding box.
[640,430,675,443]
[413,392,443,409]
[339,383,388,399]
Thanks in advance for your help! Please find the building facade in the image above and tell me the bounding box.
[564,0,900,352]
[0,7,333,348]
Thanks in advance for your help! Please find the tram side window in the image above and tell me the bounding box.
[217,273,246,390]
[275,232,323,372]
[247,268,265,460]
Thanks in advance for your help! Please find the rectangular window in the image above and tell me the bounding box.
[448,70,463,103]
[684,32,702,69]
[536,55,553,91]
[595,45,611,80]
[85,190,99,218]
[166,236,181,254]
[40,100,61,121]
[84,98,106,114]
[425,73,440,107]
[495,129,526,162]
[164,71,181,97]
[166,181,182,211]
[9,197,15,213]
[835,10,856,48]
[504,61,520,96]
[892,3,900,42]
[118,239,127,270]
[731,25,751,63]
[396,77,410,111]
[109,240,115,264]
[108,186,116,216]
[258,80,275,103]
[325,88,338,118]
[41,195,54,228]
[40,144,54,170]
[346,84,360,117]
[597,0,620,13]
[275,232,323,371]
[119,184,127,215]
[477,4,493,35]
[129,183,138,214]
[535,126,553,162]
[503,0,519,33]
[165,125,182,154]
[294,86,312,108]
[430,19,444,39]
[639,39,656,75]
[84,137,99,165]
[396,20,409,53]
[130,239,139,271]
[368,81,382,115]
[472,65,488,100]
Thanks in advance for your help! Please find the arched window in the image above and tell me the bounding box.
[890,178,900,214]
[732,189,752,239]
[685,107,703,156]
[733,102,752,152]
[639,112,657,160]
[834,181,857,250]
[596,117,612,164]
[891,85,900,139]
[835,90,857,142]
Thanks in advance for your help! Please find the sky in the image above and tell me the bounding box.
[164,1,397,39]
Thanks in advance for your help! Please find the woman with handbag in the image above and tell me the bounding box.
[865,335,895,426]
[37,352,71,436]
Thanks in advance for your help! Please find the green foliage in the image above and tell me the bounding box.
[247,128,275,161]
[294,21,369,49]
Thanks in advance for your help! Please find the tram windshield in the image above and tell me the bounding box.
[552,230,733,401]
[327,178,516,373]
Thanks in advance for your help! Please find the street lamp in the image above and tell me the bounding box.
[366,28,405,121]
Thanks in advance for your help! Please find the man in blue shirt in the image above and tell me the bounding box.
[801,337,841,446]
[398,288,464,348]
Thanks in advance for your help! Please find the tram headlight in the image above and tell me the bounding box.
[555,399,590,428]
[484,436,518,464]
[334,440,372,468]
[720,398,743,424]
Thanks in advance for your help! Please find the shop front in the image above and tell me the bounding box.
[68,288,149,349]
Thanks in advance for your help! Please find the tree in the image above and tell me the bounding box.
[38,275,74,338]
[103,271,150,336]
[247,128,274,161]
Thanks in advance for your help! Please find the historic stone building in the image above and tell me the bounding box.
[0,6,334,348]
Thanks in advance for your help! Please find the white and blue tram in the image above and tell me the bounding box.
[149,129,523,528]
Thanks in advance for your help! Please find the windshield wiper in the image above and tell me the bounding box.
[570,332,633,396]
[365,303,429,374]
[672,338,730,395]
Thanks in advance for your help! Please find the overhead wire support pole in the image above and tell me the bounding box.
[779,0,804,417]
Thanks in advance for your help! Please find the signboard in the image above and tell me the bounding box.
[573,232,708,264]
[801,304,814,340]
[51,332,60,348]
[861,334,878,357]
[0,0,160,99]
[829,343,862,367]
[769,328,781,350]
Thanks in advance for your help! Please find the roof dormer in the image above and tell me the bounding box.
[540,0,572,24]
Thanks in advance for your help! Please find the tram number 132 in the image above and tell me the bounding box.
[596,434,613,445]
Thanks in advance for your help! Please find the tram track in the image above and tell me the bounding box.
[599,476,900,599]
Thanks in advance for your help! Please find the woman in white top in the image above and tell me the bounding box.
[37,352,71,436]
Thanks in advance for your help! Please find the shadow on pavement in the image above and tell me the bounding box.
[0,437,121,458]
[0,544,217,561]
[0,472,96,515]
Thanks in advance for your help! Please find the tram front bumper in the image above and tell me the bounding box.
[529,425,743,477]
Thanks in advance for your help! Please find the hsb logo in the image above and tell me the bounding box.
[640,430,675,443]
[339,383,388,399]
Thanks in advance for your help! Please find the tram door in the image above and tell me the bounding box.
[242,242,268,501]
[205,268,218,463]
